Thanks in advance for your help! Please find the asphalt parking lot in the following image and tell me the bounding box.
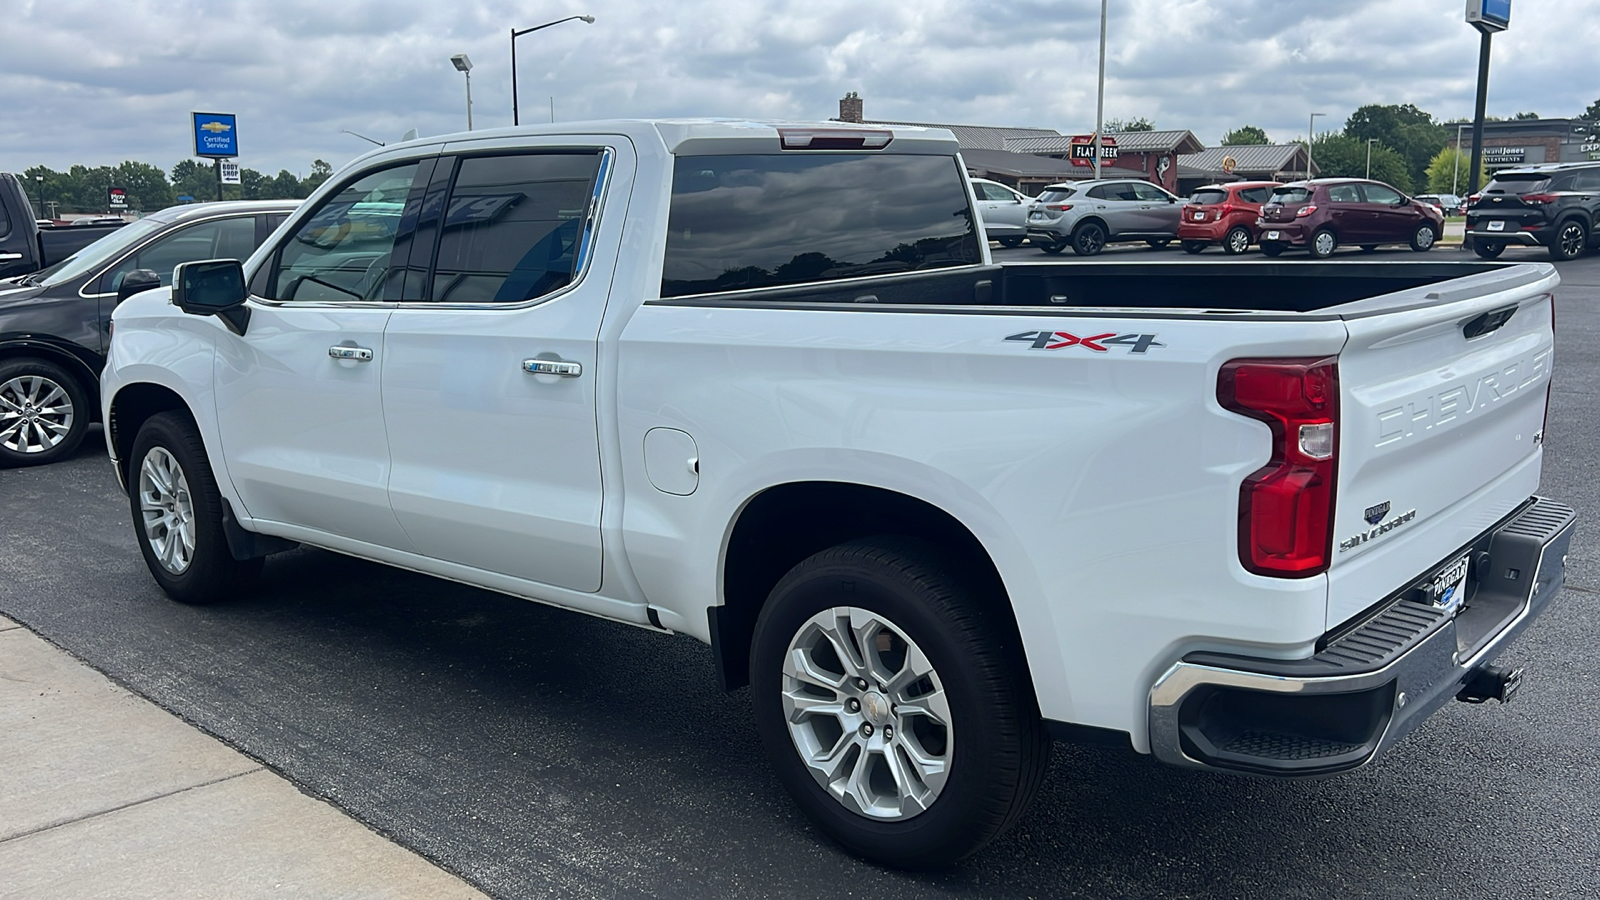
[2,249,1597,900]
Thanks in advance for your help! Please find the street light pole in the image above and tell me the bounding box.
[1307,112,1325,180]
[511,14,596,127]
[1366,138,1378,178]
[1452,123,1466,197]
[1093,0,1107,180]
[450,54,474,130]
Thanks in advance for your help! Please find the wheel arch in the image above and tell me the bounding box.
[1070,216,1110,237]
[107,382,199,489]
[712,480,1032,697]
[0,338,103,419]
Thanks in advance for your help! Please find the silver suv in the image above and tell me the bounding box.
[1026,178,1183,255]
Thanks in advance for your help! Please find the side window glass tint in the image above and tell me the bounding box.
[1362,184,1402,204]
[1086,185,1111,200]
[1575,169,1600,192]
[265,162,420,302]
[104,217,257,291]
[1328,184,1361,203]
[0,191,11,239]
[1240,187,1270,204]
[429,153,601,304]
[1133,183,1170,202]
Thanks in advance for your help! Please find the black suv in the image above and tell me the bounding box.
[0,200,296,466]
[1466,163,1600,261]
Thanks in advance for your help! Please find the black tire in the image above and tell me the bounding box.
[996,236,1024,248]
[1221,227,1252,255]
[1309,228,1338,259]
[1551,219,1588,261]
[1181,240,1207,254]
[0,357,92,468]
[1258,241,1286,258]
[1359,244,1379,253]
[1408,224,1438,253]
[1071,221,1107,256]
[1038,240,1066,255]
[1145,238,1172,249]
[749,538,1050,869]
[1473,240,1506,259]
[128,411,262,605]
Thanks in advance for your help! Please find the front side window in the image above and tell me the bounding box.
[1573,169,1600,192]
[1362,184,1403,205]
[264,162,420,302]
[1132,182,1173,202]
[661,153,981,298]
[101,217,258,291]
[429,152,602,304]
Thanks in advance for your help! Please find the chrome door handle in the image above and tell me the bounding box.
[329,346,373,361]
[523,359,582,377]
[0,252,22,261]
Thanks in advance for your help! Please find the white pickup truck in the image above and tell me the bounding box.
[101,120,1576,868]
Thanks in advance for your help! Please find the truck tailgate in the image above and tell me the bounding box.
[1327,266,1558,628]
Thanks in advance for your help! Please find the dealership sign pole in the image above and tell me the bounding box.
[191,112,240,202]
[1465,0,1510,198]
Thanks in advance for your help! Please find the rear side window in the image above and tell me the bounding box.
[661,154,981,298]
[1270,187,1313,204]
[1237,187,1273,204]
[1190,189,1228,205]
[429,153,602,304]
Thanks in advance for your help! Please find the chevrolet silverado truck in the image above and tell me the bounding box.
[100,120,1577,868]
[0,173,126,280]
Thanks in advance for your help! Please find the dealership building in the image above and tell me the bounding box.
[1449,117,1600,171]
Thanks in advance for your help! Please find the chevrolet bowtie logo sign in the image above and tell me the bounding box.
[200,121,232,133]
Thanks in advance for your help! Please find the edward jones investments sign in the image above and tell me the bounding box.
[192,112,239,158]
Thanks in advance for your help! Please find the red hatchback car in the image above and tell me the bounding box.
[1256,178,1444,258]
[1179,181,1281,254]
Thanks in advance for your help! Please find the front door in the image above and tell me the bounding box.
[381,145,621,592]
[1361,182,1420,243]
[214,160,427,549]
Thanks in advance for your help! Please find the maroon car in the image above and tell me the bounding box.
[1256,178,1444,259]
[1179,181,1281,254]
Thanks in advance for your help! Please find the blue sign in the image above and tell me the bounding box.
[1465,0,1511,32]
[192,112,239,158]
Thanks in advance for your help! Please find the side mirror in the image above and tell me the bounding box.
[1167,196,1177,203]
[1393,197,1408,207]
[116,268,162,303]
[172,259,250,335]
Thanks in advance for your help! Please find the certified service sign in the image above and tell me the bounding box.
[192,112,239,158]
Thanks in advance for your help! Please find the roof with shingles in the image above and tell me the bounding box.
[1004,129,1205,155]
[1179,144,1315,175]
[862,119,1062,151]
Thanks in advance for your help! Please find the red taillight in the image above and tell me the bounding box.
[1467,194,1481,205]
[1216,203,1236,217]
[1047,204,1073,211]
[1521,193,1559,205]
[1218,357,1339,578]
[1295,205,1318,218]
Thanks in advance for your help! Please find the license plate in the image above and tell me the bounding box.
[1193,212,1206,221]
[1425,554,1471,616]
[1265,230,1280,240]
[1486,220,1506,231]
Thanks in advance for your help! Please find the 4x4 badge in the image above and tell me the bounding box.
[1005,330,1164,354]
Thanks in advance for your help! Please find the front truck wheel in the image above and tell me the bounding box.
[128,411,262,604]
[749,538,1050,868]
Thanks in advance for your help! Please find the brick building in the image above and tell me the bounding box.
[1449,118,1600,171]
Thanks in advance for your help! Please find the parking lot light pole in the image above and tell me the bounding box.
[511,15,595,127]
[1307,112,1325,180]
[450,54,474,131]
[1092,0,1107,180]
[1452,123,1467,197]
[33,174,44,219]
[1366,138,1378,178]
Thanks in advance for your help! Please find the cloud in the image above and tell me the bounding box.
[1,0,1595,179]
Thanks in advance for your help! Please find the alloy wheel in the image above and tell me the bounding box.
[1559,223,1585,259]
[780,606,953,820]
[1227,228,1250,254]
[138,446,197,575]
[0,375,74,454]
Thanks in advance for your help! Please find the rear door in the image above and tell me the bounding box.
[1326,271,1558,627]
[1324,182,1369,242]
[1092,183,1141,235]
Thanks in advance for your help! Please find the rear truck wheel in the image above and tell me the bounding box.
[1145,238,1172,249]
[1222,226,1251,255]
[1473,240,1506,259]
[1038,240,1066,255]
[1181,240,1207,254]
[0,357,91,468]
[1071,221,1107,256]
[1309,228,1338,259]
[1408,224,1437,252]
[1258,241,1285,257]
[996,236,1024,248]
[1552,220,1587,261]
[749,538,1050,869]
[129,411,263,605]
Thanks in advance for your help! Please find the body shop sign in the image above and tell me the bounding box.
[192,112,239,158]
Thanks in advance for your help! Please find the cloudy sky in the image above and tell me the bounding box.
[1,0,1595,179]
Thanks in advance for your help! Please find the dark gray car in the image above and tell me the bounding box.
[1025,178,1183,255]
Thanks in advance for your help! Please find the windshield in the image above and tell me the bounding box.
[1269,187,1313,204]
[1036,189,1075,202]
[36,216,171,287]
[1190,189,1229,205]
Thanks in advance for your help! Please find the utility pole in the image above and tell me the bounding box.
[1307,112,1325,180]
[1093,0,1107,180]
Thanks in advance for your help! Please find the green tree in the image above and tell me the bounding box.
[303,159,334,194]
[1311,133,1411,192]
[1584,97,1600,121]
[267,170,307,199]
[170,159,219,203]
[1343,103,1446,193]
[1424,147,1486,196]
[1105,117,1153,133]
[1512,111,1540,120]
[110,160,175,211]
[1220,125,1269,145]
